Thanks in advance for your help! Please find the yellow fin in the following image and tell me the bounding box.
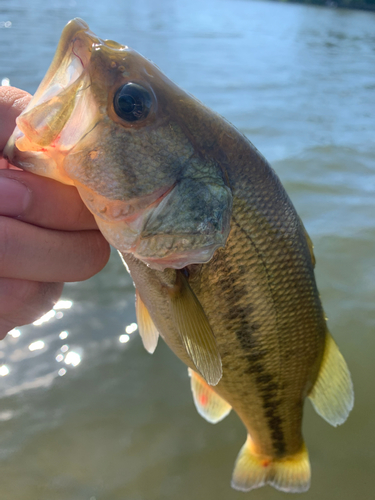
[188,368,231,423]
[135,289,159,354]
[308,331,354,426]
[232,436,310,493]
[168,271,222,386]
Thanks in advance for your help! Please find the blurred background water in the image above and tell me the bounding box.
[0,0,374,499]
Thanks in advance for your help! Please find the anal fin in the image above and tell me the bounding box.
[232,436,310,493]
[135,289,159,354]
[308,331,354,426]
[188,368,231,423]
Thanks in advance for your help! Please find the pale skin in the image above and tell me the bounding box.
[0,86,110,338]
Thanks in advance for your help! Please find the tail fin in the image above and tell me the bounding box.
[231,436,310,493]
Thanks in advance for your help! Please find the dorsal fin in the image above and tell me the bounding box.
[188,368,231,423]
[135,289,159,354]
[168,270,222,386]
[308,331,354,426]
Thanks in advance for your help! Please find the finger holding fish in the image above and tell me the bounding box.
[0,189,109,331]
[0,216,109,282]
[0,87,31,152]
[0,168,100,230]
[0,85,110,337]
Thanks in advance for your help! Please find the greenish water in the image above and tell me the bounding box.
[0,1,374,499]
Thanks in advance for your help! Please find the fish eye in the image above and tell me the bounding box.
[113,83,152,122]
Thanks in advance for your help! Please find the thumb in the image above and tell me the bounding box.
[0,87,31,154]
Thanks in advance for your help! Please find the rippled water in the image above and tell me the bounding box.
[1,1,374,499]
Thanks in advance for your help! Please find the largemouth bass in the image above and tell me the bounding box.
[4,19,353,493]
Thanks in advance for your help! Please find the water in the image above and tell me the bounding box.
[0,1,374,498]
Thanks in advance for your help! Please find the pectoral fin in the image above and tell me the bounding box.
[168,271,222,386]
[135,289,159,354]
[308,331,354,426]
[188,368,231,423]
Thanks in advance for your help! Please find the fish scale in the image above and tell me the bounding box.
[188,213,318,458]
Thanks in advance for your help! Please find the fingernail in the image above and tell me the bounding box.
[0,177,31,216]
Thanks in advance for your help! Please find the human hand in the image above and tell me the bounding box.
[0,86,110,339]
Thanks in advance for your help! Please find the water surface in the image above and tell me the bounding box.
[0,1,374,499]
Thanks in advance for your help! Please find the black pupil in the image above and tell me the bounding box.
[114,83,152,122]
[119,95,136,114]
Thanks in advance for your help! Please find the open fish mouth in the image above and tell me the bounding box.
[4,18,124,183]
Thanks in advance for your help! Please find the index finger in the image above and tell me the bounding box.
[0,87,31,154]
[0,169,98,231]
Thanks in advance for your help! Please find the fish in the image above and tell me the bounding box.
[4,18,354,493]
